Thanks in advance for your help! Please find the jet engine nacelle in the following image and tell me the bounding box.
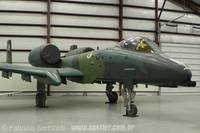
[65,47,94,57]
[28,44,60,67]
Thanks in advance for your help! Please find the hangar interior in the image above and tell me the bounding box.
[0,0,200,132]
[0,0,199,95]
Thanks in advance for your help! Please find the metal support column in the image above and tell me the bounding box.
[119,0,123,41]
[157,0,166,47]
[47,0,51,96]
[155,0,159,45]
[119,0,123,96]
[155,0,167,96]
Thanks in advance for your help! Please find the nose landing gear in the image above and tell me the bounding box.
[122,68,138,117]
[122,87,138,117]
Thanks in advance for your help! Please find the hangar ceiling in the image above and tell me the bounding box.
[172,0,200,13]
[189,0,200,6]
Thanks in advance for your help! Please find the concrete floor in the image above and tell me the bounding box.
[0,95,199,133]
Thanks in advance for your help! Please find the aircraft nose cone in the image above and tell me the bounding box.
[180,66,191,81]
[178,65,196,87]
[168,58,196,87]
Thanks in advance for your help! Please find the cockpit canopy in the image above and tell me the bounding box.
[118,37,163,54]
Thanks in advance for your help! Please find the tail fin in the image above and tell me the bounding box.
[2,40,12,78]
[6,40,12,64]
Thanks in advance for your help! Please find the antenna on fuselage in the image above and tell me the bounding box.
[70,45,78,51]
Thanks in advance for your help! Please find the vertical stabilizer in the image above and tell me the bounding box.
[6,40,12,64]
[2,40,12,78]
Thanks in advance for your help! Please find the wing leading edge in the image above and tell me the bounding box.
[0,63,83,86]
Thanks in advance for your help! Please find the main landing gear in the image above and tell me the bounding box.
[35,80,47,108]
[106,83,118,103]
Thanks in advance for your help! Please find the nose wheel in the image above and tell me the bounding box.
[126,103,138,117]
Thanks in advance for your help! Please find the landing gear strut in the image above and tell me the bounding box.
[122,68,138,117]
[35,80,47,107]
[106,83,118,103]
[122,87,138,117]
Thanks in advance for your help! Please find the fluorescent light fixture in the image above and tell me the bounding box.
[166,23,178,27]
[192,25,200,29]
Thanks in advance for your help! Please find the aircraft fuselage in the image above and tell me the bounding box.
[60,46,194,87]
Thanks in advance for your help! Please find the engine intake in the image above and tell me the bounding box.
[28,44,60,67]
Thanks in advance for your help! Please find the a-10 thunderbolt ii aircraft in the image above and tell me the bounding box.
[0,37,196,117]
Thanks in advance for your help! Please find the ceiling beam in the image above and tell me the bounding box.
[170,0,200,14]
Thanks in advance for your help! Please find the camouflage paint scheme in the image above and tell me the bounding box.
[0,37,196,88]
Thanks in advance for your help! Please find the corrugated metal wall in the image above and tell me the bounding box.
[161,42,200,95]
[0,0,47,62]
[50,1,119,50]
[158,1,200,95]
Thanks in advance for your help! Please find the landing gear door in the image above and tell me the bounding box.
[123,68,136,89]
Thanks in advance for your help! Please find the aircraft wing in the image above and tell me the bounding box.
[0,63,83,86]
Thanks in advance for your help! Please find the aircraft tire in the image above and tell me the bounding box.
[35,93,46,107]
[126,103,138,117]
[107,92,118,103]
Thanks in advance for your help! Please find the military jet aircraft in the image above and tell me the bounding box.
[0,37,196,117]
